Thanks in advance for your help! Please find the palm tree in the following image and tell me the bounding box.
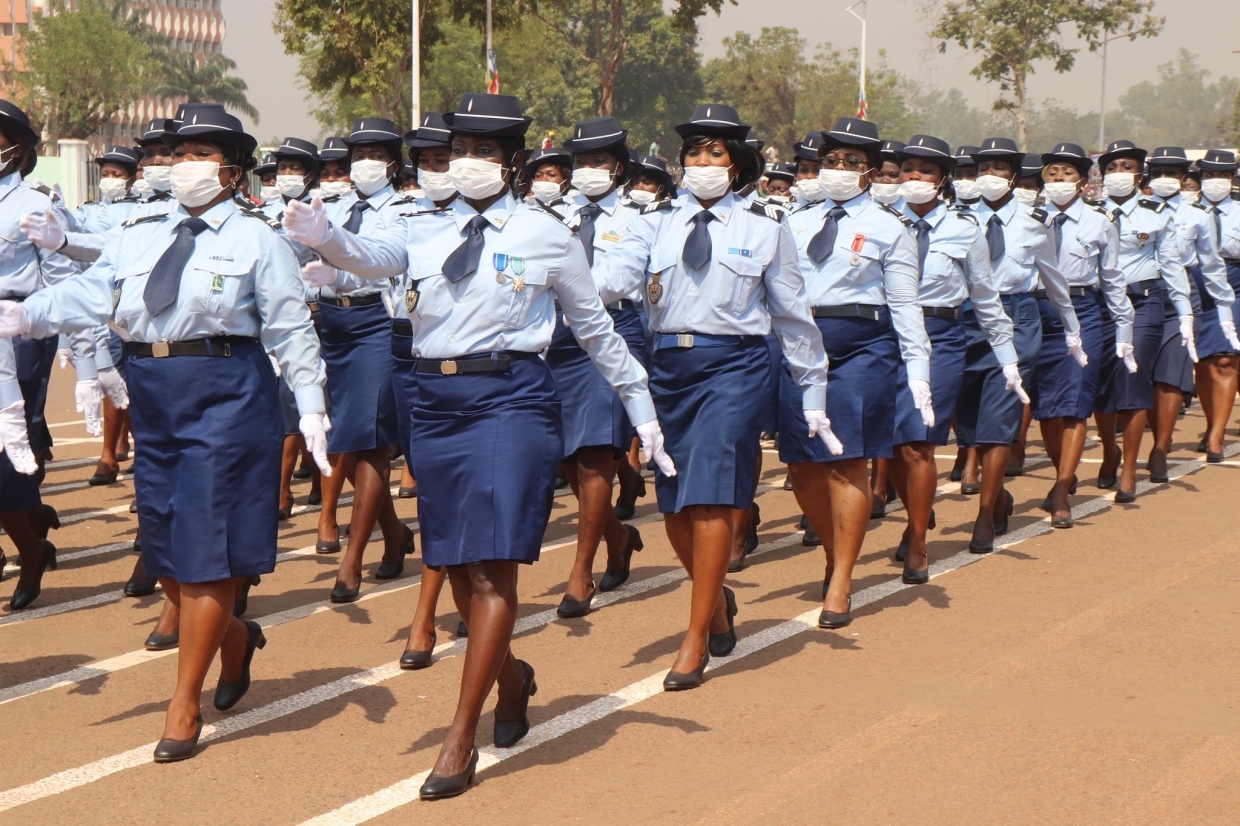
[151,52,259,121]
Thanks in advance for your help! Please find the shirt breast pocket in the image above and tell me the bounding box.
[925,243,968,288]
[111,269,149,331]
[0,220,24,274]
[720,254,763,316]
[836,239,884,286]
[487,264,549,329]
[186,259,255,315]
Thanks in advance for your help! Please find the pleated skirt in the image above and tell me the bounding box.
[317,301,398,454]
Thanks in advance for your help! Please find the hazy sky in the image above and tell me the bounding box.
[223,0,1240,142]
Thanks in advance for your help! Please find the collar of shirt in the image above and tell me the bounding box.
[359,185,395,210]
[901,200,947,228]
[1156,193,1181,209]
[826,190,871,217]
[1055,196,1085,225]
[0,171,21,203]
[453,190,517,232]
[976,195,1018,225]
[583,187,621,217]
[170,198,238,234]
[1106,196,1139,216]
[682,189,741,227]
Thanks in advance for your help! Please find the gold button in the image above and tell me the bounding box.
[441,360,458,376]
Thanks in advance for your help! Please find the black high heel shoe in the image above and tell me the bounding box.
[1040,476,1078,512]
[35,504,59,541]
[727,503,760,573]
[213,620,267,711]
[315,528,341,554]
[277,503,292,521]
[993,489,1014,536]
[818,596,852,629]
[494,660,538,747]
[144,629,180,651]
[613,474,646,521]
[1147,449,1170,483]
[708,586,739,657]
[9,540,55,611]
[88,465,119,486]
[455,620,469,638]
[1098,448,1121,489]
[399,631,437,670]
[600,525,643,591]
[375,525,415,580]
[662,652,710,691]
[556,581,595,618]
[418,748,478,800]
[153,717,203,764]
[330,579,361,604]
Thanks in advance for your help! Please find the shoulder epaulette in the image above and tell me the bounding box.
[1138,198,1166,213]
[1031,206,1050,226]
[121,214,169,228]
[118,194,141,204]
[1090,203,1111,218]
[81,200,99,207]
[949,205,979,225]
[387,195,420,208]
[398,208,447,218]
[1191,201,1209,212]
[748,200,786,222]
[238,208,282,231]
[320,194,343,204]
[878,201,913,228]
[639,198,673,215]
[145,191,173,202]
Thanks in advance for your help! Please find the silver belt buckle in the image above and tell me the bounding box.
[677,334,694,349]
[440,359,458,376]
[152,341,170,358]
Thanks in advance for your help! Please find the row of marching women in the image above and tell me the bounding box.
[0,89,1237,800]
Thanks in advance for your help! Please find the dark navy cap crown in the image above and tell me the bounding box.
[274,137,319,164]
[139,118,176,145]
[404,112,452,149]
[793,132,824,161]
[95,145,142,169]
[1041,142,1092,173]
[896,135,955,172]
[255,153,277,175]
[879,139,906,159]
[764,163,796,184]
[443,94,533,138]
[1021,153,1045,176]
[524,146,571,174]
[823,117,880,149]
[972,137,1023,161]
[1097,140,1146,171]
[744,129,765,151]
[675,104,749,140]
[0,99,37,148]
[1197,149,1238,172]
[563,117,629,153]
[1149,146,1190,166]
[345,117,402,146]
[953,145,980,167]
[635,155,671,182]
[168,106,257,155]
[318,137,349,162]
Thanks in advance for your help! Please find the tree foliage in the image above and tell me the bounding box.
[1110,49,1238,149]
[150,53,258,121]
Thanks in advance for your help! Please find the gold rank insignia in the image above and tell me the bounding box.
[601,231,621,243]
[405,286,420,313]
[647,272,664,304]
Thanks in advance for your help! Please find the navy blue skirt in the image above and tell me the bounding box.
[780,312,898,463]
[107,330,126,382]
[317,300,398,454]
[390,324,418,462]
[894,315,967,446]
[1152,282,1200,394]
[651,335,769,512]
[957,293,1041,446]
[1190,263,1240,359]
[0,451,40,510]
[1096,283,1164,413]
[1031,292,1104,421]
[15,336,57,455]
[126,340,283,582]
[547,307,647,457]
[409,354,562,567]
[761,334,782,433]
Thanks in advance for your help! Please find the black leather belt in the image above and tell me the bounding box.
[811,304,883,321]
[319,293,383,308]
[1126,279,1161,298]
[391,319,413,336]
[1224,258,1240,266]
[922,306,960,320]
[606,299,635,311]
[1030,286,1093,299]
[126,335,256,359]
[415,351,536,375]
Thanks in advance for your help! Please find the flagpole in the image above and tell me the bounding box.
[846,0,868,119]
[486,0,495,93]
[410,0,420,125]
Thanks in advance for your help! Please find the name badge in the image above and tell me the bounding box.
[601,231,621,243]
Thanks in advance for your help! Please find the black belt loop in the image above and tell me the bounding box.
[811,304,883,321]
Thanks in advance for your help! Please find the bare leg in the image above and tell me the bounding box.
[1049,417,1086,519]
[335,447,394,589]
[1149,382,1183,478]
[317,452,350,545]
[406,564,448,652]
[278,435,300,515]
[961,447,980,488]
[728,452,762,566]
[94,397,121,478]
[1010,403,1032,472]
[665,506,732,674]
[970,444,1010,547]
[892,443,935,573]
[1095,411,1119,482]
[562,448,626,601]
[1118,409,1145,492]
[1205,356,1237,453]
[789,458,868,615]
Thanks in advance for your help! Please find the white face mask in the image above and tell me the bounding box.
[1012,187,1039,206]
[417,169,457,202]
[529,180,564,204]
[571,167,615,197]
[791,177,826,203]
[1182,190,1200,203]
[819,169,865,202]
[681,165,733,200]
[1149,176,1181,199]
[1201,178,1233,203]
[318,180,353,197]
[952,178,981,201]
[1043,180,1080,206]
[276,174,308,198]
[767,194,792,205]
[976,173,1014,202]
[627,188,657,204]
[869,182,902,204]
[448,157,509,200]
[131,178,153,199]
[170,160,226,208]
[143,165,172,192]
[260,184,280,202]
[350,159,391,197]
[899,179,940,205]
[99,178,128,202]
[1103,172,1137,199]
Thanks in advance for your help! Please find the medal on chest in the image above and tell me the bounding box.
[647,271,664,305]
[850,234,866,266]
[405,282,420,313]
[1136,232,1150,247]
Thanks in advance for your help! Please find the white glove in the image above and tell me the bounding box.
[804,409,844,455]
[908,379,936,428]
[0,401,36,474]
[301,259,338,288]
[299,412,333,477]
[283,196,330,246]
[268,353,282,378]
[0,301,30,338]
[57,347,71,369]
[1065,331,1088,367]
[18,209,66,251]
[1222,319,1240,352]
[1178,315,1198,363]
[1001,362,1031,403]
[1117,341,1138,374]
[75,379,103,436]
[98,367,129,408]
[636,419,677,476]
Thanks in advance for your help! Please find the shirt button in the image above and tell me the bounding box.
[689,286,697,293]
[449,335,455,343]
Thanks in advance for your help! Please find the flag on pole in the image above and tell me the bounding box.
[486,50,500,94]
[857,90,868,120]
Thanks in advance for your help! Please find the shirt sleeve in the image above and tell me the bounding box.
[312,217,410,281]
[1097,218,1135,344]
[1035,232,1081,335]
[963,230,1018,366]
[883,225,932,383]
[762,222,829,409]
[253,232,328,416]
[0,337,20,408]
[596,212,656,302]
[21,246,119,339]
[1155,214,1193,318]
[1193,212,1236,325]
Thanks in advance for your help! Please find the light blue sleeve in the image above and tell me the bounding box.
[312,219,410,281]
[0,338,20,408]
[22,247,119,339]
[1035,233,1081,335]
[963,231,1018,366]
[1193,212,1236,325]
[883,226,932,383]
[252,232,328,416]
[762,222,829,410]
[1155,214,1192,318]
[1097,218,1135,344]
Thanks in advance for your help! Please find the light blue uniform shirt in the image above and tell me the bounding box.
[1048,197,1134,343]
[72,195,144,234]
[305,190,657,427]
[900,201,1018,366]
[1204,196,1240,260]
[1156,192,1235,324]
[60,192,179,262]
[602,190,829,410]
[20,198,327,415]
[787,191,931,382]
[973,196,1081,334]
[320,186,397,299]
[565,188,644,303]
[1104,196,1192,318]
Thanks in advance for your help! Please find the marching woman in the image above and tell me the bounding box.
[950,146,982,208]
[0,107,330,759]
[625,155,674,206]
[763,163,795,205]
[781,116,928,626]
[1093,140,1194,499]
[1031,143,1134,528]
[790,132,826,209]
[605,103,832,667]
[525,146,574,213]
[890,135,1027,582]
[550,117,647,617]
[283,93,672,798]
[960,138,1083,551]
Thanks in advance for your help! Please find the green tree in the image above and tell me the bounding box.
[932,0,1162,150]
[151,53,259,121]
[1113,49,1238,149]
[907,87,989,147]
[6,0,159,142]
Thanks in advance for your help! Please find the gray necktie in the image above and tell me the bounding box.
[913,219,931,273]
[807,206,848,265]
[1052,212,1069,254]
[143,216,209,318]
[442,215,489,283]
[342,200,370,234]
[577,203,602,267]
[1212,206,1223,246]
[682,210,715,271]
[986,214,1005,262]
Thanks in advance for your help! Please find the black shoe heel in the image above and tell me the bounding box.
[144,629,180,651]
[663,652,710,691]
[419,748,478,800]
[556,582,595,618]
[601,525,643,591]
[708,586,738,657]
[330,580,361,604]
[9,540,55,611]
[818,596,852,629]
[399,631,437,670]
[455,619,469,638]
[375,526,415,580]
[494,660,537,747]
[213,620,266,711]
[153,718,203,764]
